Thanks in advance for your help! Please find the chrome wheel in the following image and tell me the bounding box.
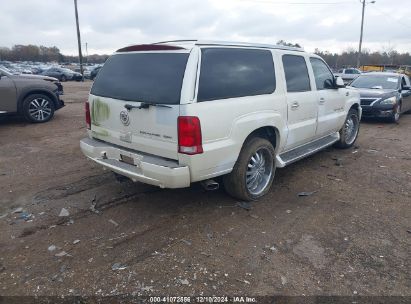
[246,147,273,196]
[29,98,52,121]
[344,114,359,145]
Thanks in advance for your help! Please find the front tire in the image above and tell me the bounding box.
[22,94,55,123]
[335,108,360,149]
[389,102,401,123]
[223,137,275,201]
[61,75,67,82]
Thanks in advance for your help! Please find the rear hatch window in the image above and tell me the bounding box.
[91,52,189,104]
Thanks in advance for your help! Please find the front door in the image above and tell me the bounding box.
[282,54,318,150]
[309,57,346,137]
[0,74,17,113]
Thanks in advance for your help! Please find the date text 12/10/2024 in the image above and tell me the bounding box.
[149,296,257,303]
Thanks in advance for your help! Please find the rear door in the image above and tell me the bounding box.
[282,54,318,150]
[89,50,190,160]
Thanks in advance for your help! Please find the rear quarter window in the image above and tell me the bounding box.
[282,55,311,92]
[197,48,276,102]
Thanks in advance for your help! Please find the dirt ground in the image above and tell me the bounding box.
[0,81,410,297]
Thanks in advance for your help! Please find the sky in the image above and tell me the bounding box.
[0,0,410,55]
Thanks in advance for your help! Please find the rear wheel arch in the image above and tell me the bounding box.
[242,126,279,153]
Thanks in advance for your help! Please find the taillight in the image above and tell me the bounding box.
[85,101,91,129]
[178,116,203,155]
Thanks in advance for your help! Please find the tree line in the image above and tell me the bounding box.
[1,43,410,68]
[314,48,411,70]
[276,40,411,69]
[0,45,108,64]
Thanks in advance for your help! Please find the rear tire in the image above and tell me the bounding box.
[61,75,67,82]
[223,137,275,201]
[334,108,360,149]
[22,94,55,123]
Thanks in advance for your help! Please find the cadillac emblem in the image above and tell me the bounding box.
[119,110,130,126]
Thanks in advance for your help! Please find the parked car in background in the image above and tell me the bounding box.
[334,68,362,84]
[348,72,411,122]
[81,40,361,201]
[41,67,83,82]
[90,66,102,80]
[0,65,20,75]
[83,67,92,79]
[0,67,64,122]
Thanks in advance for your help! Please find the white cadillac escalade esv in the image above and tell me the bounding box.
[80,40,361,201]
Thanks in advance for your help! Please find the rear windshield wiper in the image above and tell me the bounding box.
[124,102,172,110]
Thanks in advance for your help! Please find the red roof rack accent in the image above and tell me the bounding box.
[116,44,185,52]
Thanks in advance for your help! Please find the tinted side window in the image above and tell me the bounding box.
[310,58,334,90]
[345,69,353,74]
[197,48,275,102]
[282,55,311,92]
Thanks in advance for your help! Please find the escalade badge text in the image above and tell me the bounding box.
[119,110,130,126]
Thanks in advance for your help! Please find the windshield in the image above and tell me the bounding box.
[91,52,189,104]
[350,75,399,90]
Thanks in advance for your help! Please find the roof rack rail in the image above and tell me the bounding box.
[155,39,303,52]
[195,40,303,52]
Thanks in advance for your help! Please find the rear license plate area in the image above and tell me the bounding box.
[120,154,135,166]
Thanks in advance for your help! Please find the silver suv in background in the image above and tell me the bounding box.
[0,67,64,122]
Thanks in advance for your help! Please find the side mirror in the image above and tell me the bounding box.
[335,76,345,88]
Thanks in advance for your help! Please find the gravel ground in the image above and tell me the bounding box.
[0,81,410,297]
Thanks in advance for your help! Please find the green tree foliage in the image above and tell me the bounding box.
[277,40,302,48]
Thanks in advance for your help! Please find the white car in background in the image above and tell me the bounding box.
[334,68,362,84]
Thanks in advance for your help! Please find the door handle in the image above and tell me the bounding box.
[319,98,325,104]
[291,102,299,110]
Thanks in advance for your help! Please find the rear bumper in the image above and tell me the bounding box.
[80,137,190,189]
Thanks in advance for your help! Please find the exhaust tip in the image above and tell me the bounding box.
[201,179,219,191]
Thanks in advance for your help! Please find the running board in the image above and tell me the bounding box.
[276,132,340,167]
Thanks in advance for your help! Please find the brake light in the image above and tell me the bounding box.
[178,116,203,155]
[85,101,91,129]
